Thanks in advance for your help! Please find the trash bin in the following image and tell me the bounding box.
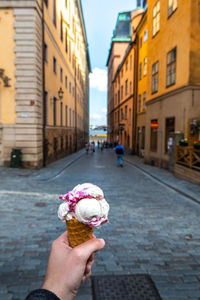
[10,148,21,168]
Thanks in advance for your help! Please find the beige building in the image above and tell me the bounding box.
[0,0,90,168]
[145,0,200,170]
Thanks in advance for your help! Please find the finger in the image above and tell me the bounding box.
[88,253,94,262]
[77,238,105,261]
[85,270,92,280]
[56,231,69,242]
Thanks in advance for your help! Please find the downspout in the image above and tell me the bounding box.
[42,0,46,167]
[132,38,138,154]
[75,57,77,151]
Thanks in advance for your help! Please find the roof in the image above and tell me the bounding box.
[106,11,132,66]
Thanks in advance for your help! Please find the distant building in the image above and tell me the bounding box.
[107,9,143,148]
[0,0,90,168]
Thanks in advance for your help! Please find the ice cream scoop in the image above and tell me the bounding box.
[58,183,109,247]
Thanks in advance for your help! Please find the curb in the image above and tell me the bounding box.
[125,158,200,205]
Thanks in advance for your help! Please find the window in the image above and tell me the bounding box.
[53,97,57,126]
[60,13,63,41]
[69,40,71,61]
[139,62,142,80]
[144,28,148,42]
[168,0,177,17]
[115,111,117,123]
[143,57,147,76]
[53,0,57,27]
[60,101,63,126]
[152,61,159,93]
[140,36,143,48]
[125,105,127,120]
[138,94,141,112]
[69,82,71,93]
[121,86,123,100]
[65,105,68,127]
[44,42,48,63]
[60,67,63,82]
[65,29,68,53]
[130,81,132,94]
[44,91,48,125]
[53,57,57,74]
[69,108,71,126]
[130,56,132,70]
[121,108,123,120]
[118,90,120,104]
[143,92,146,110]
[166,47,176,87]
[141,126,145,150]
[125,80,128,95]
[165,117,175,153]
[115,93,117,105]
[121,68,123,78]
[65,76,68,88]
[44,0,48,7]
[126,60,128,71]
[150,119,158,152]
[129,108,131,125]
[153,0,160,36]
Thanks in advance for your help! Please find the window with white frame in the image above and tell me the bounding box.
[143,57,147,76]
[152,61,159,93]
[144,28,148,42]
[166,47,176,87]
[168,0,177,17]
[153,0,160,36]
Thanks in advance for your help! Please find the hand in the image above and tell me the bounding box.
[42,231,105,300]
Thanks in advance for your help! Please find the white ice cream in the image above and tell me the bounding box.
[58,183,109,227]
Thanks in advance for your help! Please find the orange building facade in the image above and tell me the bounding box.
[107,8,144,149]
[144,0,200,169]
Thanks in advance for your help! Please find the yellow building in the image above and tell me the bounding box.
[136,12,148,156]
[0,0,90,167]
[145,0,200,169]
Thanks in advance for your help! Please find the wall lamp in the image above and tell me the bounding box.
[58,87,64,100]
[0,68,11,87]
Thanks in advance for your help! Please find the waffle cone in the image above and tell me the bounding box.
[66,218,94,248]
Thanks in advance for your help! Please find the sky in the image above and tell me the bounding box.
[81,0,137,126]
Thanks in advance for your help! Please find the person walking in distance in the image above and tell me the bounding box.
[85,142,89,154]
[115,143,124,167]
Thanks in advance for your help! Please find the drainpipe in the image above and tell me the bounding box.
[132,38,138,154]
[75,58,77,152]
[42,0,46,167]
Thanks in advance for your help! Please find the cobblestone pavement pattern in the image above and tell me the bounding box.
[0,149,200,300]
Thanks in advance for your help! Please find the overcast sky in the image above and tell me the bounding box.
[81,0,137,126]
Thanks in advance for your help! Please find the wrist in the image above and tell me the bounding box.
[42,281,76,300]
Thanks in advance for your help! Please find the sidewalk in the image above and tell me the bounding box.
[125,154,200,204]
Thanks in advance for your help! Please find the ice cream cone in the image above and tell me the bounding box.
[66,218,94,248]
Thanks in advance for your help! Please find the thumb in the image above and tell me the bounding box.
[77,238,105,261]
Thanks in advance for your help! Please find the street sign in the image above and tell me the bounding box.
[151,121,159,129]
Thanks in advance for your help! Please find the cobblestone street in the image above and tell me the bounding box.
[0,148,200,300]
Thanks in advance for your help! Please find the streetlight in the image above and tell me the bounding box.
[58,87,64,100]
